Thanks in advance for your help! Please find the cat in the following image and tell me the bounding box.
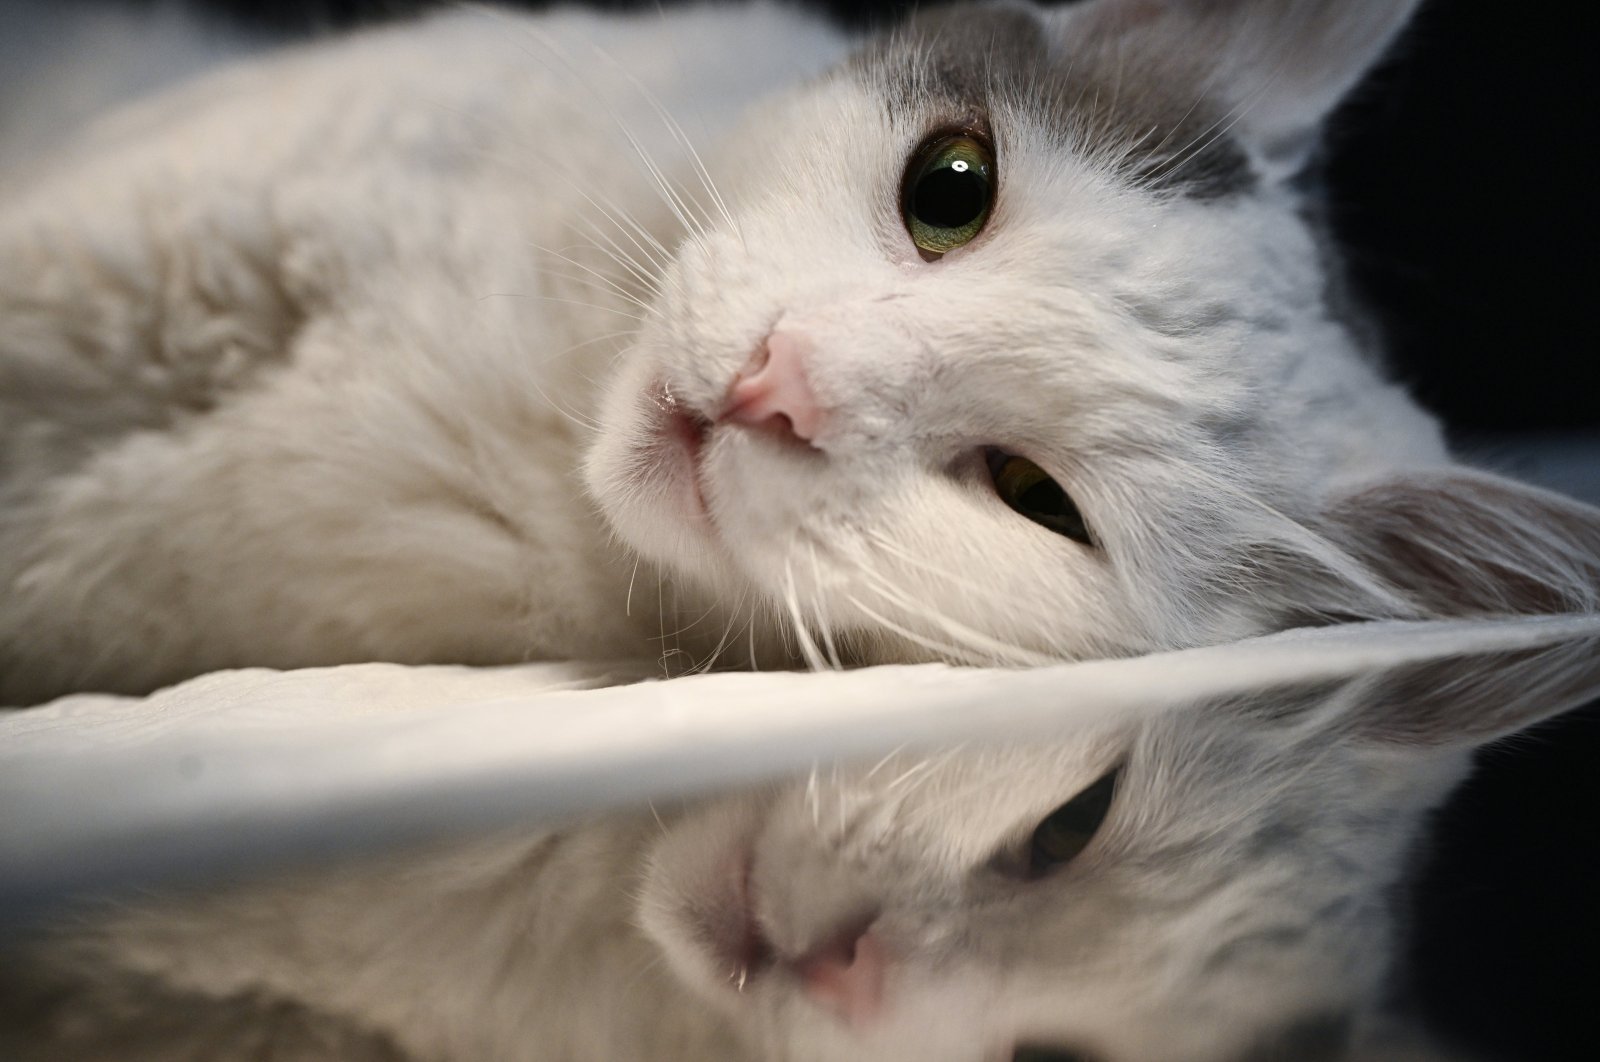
[5,0,1597,707]
[5,5,1600,1057]
[6,611,1600,1061]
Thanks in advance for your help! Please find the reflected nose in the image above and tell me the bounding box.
[792,919,885,1026]
[720,331,824,444]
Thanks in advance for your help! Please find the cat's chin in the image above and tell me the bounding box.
[639,798,775,1008]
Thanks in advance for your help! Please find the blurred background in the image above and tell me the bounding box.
[31,1,1600,1058]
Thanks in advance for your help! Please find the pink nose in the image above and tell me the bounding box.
[794,926,886,1027]
[721,331,824,444]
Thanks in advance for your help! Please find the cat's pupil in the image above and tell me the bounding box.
[1018,478,1066,517]
[986,451,1094,546]
[902,133,994,256]
[1012,1047,1096,1062]
[914,164,987,229]
[1028,768,1119,877]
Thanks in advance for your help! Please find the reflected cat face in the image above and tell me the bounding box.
[639,616,1600,1061]
[586,0,1453,666]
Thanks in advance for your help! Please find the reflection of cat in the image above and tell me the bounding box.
[7,615,1600,1061]
[5,0,1594,705]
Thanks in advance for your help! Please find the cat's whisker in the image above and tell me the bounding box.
[522,243,656,310]
[841,591,984,664]
[530,328,640,369]
[861,527,1062,631]
[574,198,676,281]
[476,291,649,323]
[782,557,830,672]
[1156,455,1416,618]
[578,36,741,241]
[745,601,762,671]
[1134,84,1211,167]
[420,94,680,280]
[864,742,913,782]
[654,569,671,677]
[624,558,641,618]
[520,265,652,316]
[694,587,761,674]
[1156,49,1301,189]
[902,746,971,802]
[616,122,714,249]
[805,541,844,670]
[849,565,1055,667]
[473,7,713,250]
[884,756,935,792]
[565,230,670,303]
[492,326,603,432]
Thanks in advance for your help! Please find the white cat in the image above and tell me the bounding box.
[5,0,1595,706]
[7,613,1600,1061]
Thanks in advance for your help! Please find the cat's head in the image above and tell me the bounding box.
[638,613,1600,1062]
[586,0,1478,666]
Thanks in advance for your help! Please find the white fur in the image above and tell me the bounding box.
[4,1,1599,1058]
[0,0,1471,704]
[1,3,848,700]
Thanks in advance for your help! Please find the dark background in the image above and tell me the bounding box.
[83,1,1600,1058]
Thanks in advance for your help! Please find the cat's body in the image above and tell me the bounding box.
[0,3,853,700]
[0,0,1484,705]
[7,1,1600,1059]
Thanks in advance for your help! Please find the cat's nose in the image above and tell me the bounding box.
[720,331,824,444]
[792,921,885,1026]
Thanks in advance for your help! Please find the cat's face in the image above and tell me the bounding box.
[635,615,1600,1061]
[585,0,1442,666]
[640,711,1461,1062]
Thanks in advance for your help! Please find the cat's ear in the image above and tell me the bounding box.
[1321,468,1600,619]
[1301,470,1600,750]
[1337,615,1600,749]
[1063,0,1423,178]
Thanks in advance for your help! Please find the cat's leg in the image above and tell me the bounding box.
[0,148,649,704]
[0,173,303,492]
[0,161,325,703]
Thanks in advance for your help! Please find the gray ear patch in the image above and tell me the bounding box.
[855,2,1256,199]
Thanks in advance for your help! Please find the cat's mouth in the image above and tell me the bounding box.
[705,846,776,992]
[644,379,714,518]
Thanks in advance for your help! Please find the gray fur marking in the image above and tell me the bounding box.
[857,2,1256,199]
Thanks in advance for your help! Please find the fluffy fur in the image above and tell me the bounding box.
[5,0,1593,704]
[9,615,1600,1061]
[5,0,1600,1059]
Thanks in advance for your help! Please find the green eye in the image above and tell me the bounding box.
[1028,769,1119,877]
[986,450,1093,545]
[902,134,995,258]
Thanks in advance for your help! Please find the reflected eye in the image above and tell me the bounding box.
[986,450,1093,545]
[902,133,995,258]
[1013,1048,1096,1062]
[1028,769,1119,877]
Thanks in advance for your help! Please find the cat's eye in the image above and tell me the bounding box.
[985,450,1094,545]
[1028,768,1119,877]
[902,133,995,258]
[1013,1047,1097,1062]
